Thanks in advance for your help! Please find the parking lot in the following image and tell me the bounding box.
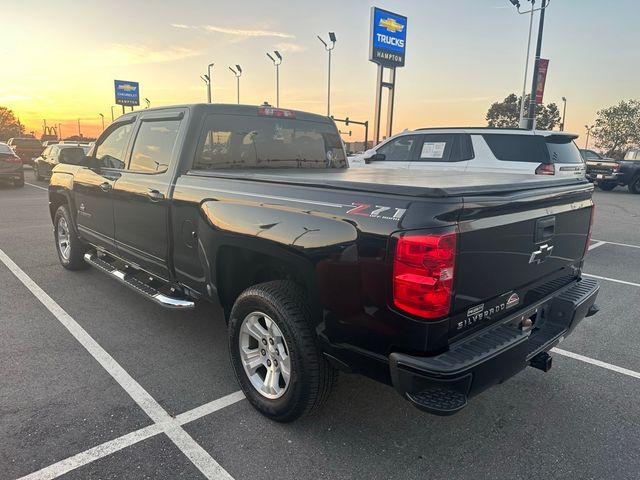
[1,173,639,480]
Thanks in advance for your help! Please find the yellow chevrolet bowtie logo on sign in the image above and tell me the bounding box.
[379,17,404,33]
[117,84,137,92]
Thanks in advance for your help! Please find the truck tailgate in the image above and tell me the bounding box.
[450,182,594,339]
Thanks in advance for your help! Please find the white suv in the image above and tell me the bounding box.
[349,128,586,177]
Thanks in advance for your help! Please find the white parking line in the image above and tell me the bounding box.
[591,239,640,250]
[17,391,245,480]
[24,182,48,191]
[552,348,640,380]
[582,273,640,288]
[588,240,606,251]
[0,248,236,480]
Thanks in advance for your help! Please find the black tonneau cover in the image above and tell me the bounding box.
[187,169,591,198]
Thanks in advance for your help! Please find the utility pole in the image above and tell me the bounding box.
[317,32,336,116]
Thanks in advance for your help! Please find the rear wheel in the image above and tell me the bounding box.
[54,205,89,270]
[628,176,640,194]
[13,174,24,188]
[598,181,617,191]
[228,280,337,422]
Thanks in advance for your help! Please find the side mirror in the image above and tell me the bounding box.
[363,149,385,164]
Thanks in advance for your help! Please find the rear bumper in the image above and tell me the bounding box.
[587,171,620,182]
[389,277,599,415]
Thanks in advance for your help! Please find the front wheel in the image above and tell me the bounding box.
[628,176,640,194]
[228,281,337,422]
[54,205,89,270]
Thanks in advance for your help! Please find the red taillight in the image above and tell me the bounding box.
[535,163,555,175]
[393,230,457,319]
[583,205,595,256]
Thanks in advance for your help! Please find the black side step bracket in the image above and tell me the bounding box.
[84,253,195,310]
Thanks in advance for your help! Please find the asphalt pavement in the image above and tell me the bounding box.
[1,174,639,480]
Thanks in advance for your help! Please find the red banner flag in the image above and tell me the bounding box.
[535,58,550,105]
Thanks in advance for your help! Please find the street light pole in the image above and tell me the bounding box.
[526,0,548,129]
[510,0,551,129]
[144,98,151,109]
[207,63,214,103]
[585,125,594,149]
[77,119,81,137]
[266,51,282,107]
[229,65,242,104]
[561,96,567,131]
[317,32,336,117]
[110,106,116,122]
[518,0,535,127]
[99,113,104,132]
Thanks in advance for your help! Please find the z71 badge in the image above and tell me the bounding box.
[346,202,406,221]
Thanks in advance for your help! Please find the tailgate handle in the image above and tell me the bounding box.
[535,216,555,243]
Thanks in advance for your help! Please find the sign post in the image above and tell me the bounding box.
[369,7,407,144]
[114,80,140,114]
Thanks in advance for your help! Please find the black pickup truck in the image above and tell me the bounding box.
[48,104,599,422]
[581,148,640,193]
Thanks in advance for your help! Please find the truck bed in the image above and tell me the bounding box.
[187,168,590,198]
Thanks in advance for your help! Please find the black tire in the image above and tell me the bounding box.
[228,280,337,422]
[54,205,89,270]
[598,181,617,191]
[13,174,24,188]
[33,163,43,181]
[628,176,640,194]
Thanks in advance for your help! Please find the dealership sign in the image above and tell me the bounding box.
[369,7,407,67]
[114,79,140,106]
[535,59,550,105]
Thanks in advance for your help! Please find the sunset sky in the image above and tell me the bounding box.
[2,0,638,141]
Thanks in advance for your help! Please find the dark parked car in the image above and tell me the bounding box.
[7,137,45,166]
[0,142,24,187]
[48,104,599,422]
[33,144,90,180]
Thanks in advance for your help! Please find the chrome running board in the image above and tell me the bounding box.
[84,252,195,310]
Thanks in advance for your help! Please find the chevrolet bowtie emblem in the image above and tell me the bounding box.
[529,244,554,264]
[379,17,404,33]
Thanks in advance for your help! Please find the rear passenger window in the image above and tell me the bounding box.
[192,114,346,170]
[376,135,417,161]
[483,134,550,163]
[414,134,473,162]
[128,120,181,173]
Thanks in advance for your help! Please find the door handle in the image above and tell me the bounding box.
[147,189,164,201]
[99,182,112,192]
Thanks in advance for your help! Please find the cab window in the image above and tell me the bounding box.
[95,122,134,169]
[127,120,181,173]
